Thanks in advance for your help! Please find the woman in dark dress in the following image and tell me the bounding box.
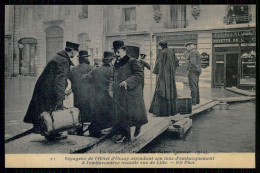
[149,40,178,116]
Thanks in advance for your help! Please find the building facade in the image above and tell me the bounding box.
[6,5,105,77]
[105,5,256,89]
[5,5,256,90]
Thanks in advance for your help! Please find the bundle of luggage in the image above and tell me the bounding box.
[39,107,81,137]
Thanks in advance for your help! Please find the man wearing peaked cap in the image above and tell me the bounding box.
[81,51,114,137]
[68,50,94,135]
[109,40,148,143]
[138,53,151,90]
[185,41,201,105]
[24,41,79,140]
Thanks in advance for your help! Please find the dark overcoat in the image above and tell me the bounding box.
[68,63,94,122]
[112,55,148,127]
[24,50,74,124]
[81,64,114,129]
[149,48,178,116]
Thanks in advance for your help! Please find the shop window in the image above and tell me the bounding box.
[225,5,252,24]
[240,45,256,85]
[165,5,187,29]
[78,5,88,20]
[120,7,137,31]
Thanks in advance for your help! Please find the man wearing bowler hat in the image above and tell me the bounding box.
[68,50,94,135]
[82,51,115,137]
[184,42,202,105]
[110,40,148,143]
[24,41,79,140]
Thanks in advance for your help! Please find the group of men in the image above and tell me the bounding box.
[23,39,201,143]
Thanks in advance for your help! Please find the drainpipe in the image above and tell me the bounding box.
[149,31,153,103]
[11,5,15,76]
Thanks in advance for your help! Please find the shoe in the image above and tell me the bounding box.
[116,136,130,143]
[134,127,141,137]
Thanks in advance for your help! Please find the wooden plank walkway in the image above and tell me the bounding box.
[86,116,172,153]
[225,87,255,97]
[5,99,218,154]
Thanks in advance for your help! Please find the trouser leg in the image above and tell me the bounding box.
[188,72,200,104]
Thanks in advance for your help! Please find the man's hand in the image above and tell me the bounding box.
[119,81,127,90]
[65,89,72,96]
[109,91,113,98]
[56,100,63,110]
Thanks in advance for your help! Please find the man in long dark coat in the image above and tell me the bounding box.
[184,42,201,105]
[23,41,79,137]
[138,53,151,89]
[68,50,94,135]
[110,40,148,143]
[81,51,114,137]
[149,40,178,116]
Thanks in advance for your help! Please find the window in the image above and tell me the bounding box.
[123,8,136,23]
[165,5,186,29]
[79,5,88,20]
[226,5,252,24]
[240,45,256,85]
[120,7,137,31]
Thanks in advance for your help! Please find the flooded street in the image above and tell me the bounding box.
[140,102,255,153]
[5,76,255,153]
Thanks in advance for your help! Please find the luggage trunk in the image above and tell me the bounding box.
[177,97,192,114]
[39,107,81,136]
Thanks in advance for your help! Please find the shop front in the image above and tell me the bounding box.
[212,28,256,89]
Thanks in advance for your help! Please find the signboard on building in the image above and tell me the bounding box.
[201,52,209,68]
[212,29,256,44]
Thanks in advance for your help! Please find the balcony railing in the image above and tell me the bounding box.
[164,20,188,29]
[224,14,252,25]
[119,24,137,31]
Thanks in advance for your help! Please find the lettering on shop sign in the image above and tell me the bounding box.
[201,52,209,68]
[212,30,256,43]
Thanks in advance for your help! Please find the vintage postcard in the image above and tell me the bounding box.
[4,4,256,168]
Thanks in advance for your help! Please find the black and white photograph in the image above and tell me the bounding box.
[4,4,256,167]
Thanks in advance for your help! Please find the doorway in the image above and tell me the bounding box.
[214,53,238,87]
[226,54,238,87]
[46,26,63,63]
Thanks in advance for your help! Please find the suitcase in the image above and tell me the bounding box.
[39,107,81,136]
[177,97,192,114]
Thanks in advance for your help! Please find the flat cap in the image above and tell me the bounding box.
[184,42,195,47]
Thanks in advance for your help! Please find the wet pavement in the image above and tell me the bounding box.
[5,76,255,153]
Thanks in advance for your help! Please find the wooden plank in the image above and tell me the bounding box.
[86,117,171,153]
[5,133,100,154]
[215,96,255,103]
[225,87,255,97]
[120,118,172,153]
[190,101,219,116]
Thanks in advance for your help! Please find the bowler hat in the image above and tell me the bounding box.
[184,42,194,47]
[78,50,90,57]
[103,51,114,60]
[112,40,126,51]
[66,41,79,51]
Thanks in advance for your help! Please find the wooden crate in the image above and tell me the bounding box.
[177,97,192,114]
[167,118,192,139]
